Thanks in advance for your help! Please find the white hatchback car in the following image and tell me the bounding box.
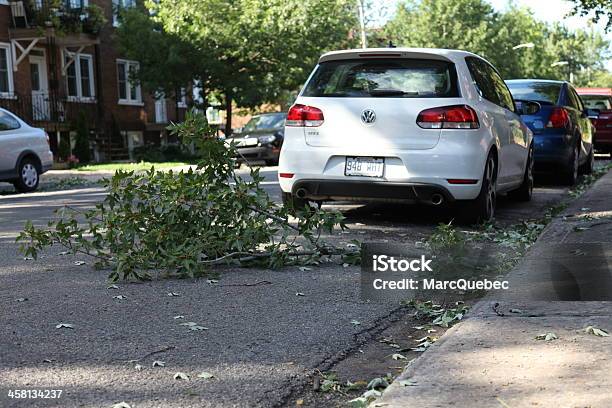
[278,48,534,223]
[0,108,53,192]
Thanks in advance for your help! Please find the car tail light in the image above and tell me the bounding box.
[417,105,479,129]
[546,107,569,129]
[286,104,324,127]
[447,179,478,184]
[279,173,294,178]
[45,131,50,146]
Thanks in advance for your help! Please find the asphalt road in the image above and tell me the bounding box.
[0,161,607,408]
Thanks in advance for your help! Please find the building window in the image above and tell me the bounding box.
[0,43,14,97]
[178,87,187,108]
[155,94,168,123]
[113,0,136,26]
[64,52,95,101]
[117,59,141,105]
[65,0,89,8]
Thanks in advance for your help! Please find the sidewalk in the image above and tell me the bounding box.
[40,164,274,184]
[380,170,612,407]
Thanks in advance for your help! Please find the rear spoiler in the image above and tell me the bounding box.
[319,49,455,64]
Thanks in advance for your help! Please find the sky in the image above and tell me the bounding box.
[376,0,612,70]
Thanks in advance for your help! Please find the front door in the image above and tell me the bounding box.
[29,54,50,121]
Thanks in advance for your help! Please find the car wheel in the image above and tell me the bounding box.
[458,153,496,225]
[564,145,579,185]
[579,145,594,175]
[281,192,311,211]
[508,144,533,202]
[13,158,40,193]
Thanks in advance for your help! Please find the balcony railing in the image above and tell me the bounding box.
[9,0,105,35]
[0,92,99,128]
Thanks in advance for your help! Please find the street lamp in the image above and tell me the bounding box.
[551,61,569,67]
[512,43,535,50]
[551,61,572,82]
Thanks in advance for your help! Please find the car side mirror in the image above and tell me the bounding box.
[585,108,600,119]
[515,100,540,116]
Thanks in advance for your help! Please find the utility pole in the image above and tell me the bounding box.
[357,0,367,49]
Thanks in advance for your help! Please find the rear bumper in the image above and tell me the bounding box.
[594,128,612,151]
[292,179,455,204]
[278,127,490,201]
[533,134,572,169]
[235,145,279,162]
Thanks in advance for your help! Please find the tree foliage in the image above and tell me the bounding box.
[117,0,358,131]
[568,0,612,31]
[380,0,611,86]
[18,111,354,282]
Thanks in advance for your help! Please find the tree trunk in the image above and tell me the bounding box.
[225,91,233,136]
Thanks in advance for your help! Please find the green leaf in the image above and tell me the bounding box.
[583,326,610,337]
[535,332,558,341]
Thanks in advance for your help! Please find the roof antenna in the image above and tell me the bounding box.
[388,41,396,48]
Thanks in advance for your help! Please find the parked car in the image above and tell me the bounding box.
[0,108,53,193]
[506,79,594,184]
[576,87,612,156]
[278,48,534,223]
[229,112,286,166]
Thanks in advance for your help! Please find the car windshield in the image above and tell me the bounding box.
[579,95,612,110]
[302,58,459,98]
[243,113,286,131]
[506,82,561,105]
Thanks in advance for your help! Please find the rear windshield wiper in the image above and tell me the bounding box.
[369,89,420,97]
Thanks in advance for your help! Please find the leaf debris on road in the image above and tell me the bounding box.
[583,326,610,337]
[55,323,74,329]
[535,332,558,341]
[197,372,215,379]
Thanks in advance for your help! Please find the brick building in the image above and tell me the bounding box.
[0,0,187,162]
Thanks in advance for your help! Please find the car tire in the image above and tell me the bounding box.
[564,145,580,185]
[579,145,594,175]
[508,144,534,202]
[281,192,310,211]
[13,157,40,193]
[458,153,496,225]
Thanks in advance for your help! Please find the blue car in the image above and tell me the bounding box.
[506,79,595,185]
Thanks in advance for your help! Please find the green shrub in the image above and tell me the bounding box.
[58,133,71,161]
[73,113,91,163]
[132,144,197,163]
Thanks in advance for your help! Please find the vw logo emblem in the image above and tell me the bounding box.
[361,109,376,125]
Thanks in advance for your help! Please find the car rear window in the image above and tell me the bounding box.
[243,113,286,131]
[302,58,459,98]
[579,95,612,110]
[506,82,561,105]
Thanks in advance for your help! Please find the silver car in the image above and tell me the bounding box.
[0,108,53,192]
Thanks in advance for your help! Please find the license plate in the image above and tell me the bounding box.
[345,157,384,177]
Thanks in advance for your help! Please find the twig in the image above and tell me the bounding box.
[125,345,176,363]
[219,280,272,287]
[492,302,505,317]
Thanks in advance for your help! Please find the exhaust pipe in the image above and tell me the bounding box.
[431,193,444,206]
[295,188,308,199]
